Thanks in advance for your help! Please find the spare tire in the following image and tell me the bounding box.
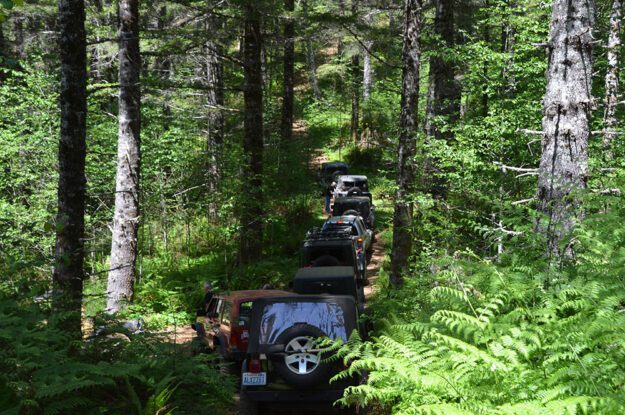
[312,255,341,267]
[347,187,363,196]
[273,324,332,388]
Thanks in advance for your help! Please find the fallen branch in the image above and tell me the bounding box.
[493,162,539,173]
[516,128,543,135]
[511,198,535,205]
[591,130,625,135]
[593,188,622,196]
[516,172,539,178]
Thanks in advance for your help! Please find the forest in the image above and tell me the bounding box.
[1,0,625,413]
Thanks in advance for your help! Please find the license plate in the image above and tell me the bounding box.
[242,372,266,386]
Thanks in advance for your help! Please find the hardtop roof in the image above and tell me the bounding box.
[215,289,291,302]
[321,161,348,169]
[333,196,371,206]
[294,266,355,280]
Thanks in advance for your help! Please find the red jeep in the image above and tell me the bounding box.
[192,289,290,361]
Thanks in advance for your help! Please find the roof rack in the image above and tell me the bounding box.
[304,227,353,241]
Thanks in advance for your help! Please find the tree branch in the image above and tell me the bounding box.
[493,162,539,173]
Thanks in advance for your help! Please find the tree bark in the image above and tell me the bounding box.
[363,41,373,100]
[537,0,594,259]
[350,0,360,143]
[280,0,295,145]
[602,0,621,157]
[106,0,141,313]
[391,0,422,288]
[424,0,459,138]
[203,16,225,220]
[302,0,321,100]
[54,0,88,336]
[501,0,516,96]
[0,21,7,84]
[240,2,264,264]
[338,0,346,56]
[423,0,459,199]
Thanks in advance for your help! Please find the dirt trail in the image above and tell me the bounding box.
[309,148,385,299]
[364,235,384,300]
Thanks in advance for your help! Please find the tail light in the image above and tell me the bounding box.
[249,358,262,373]
[230,328,240,350]
[357,237,363,247]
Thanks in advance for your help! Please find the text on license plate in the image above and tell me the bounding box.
[242,372,266,386]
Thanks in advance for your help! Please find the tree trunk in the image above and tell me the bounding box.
[156,5,172,129]
[54,0,88,336]
[0,22,7,84]
[424,0,459,138]
[363,41,373,100]
[240,2,264,264]
[203,17,225,221]
[423,0,459,199]
[603,0,621,157]
[338,0,346,56]
[350,0,360,144]
[302,0,321,100]
[481,0,490,117]
[537,0,594,259]
[391,0,422,288]
[13,18,24,59]
[106,0,141,313]
[501,0,516,96]
[280,0,295,145]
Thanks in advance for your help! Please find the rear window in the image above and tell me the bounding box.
[239,301,253,325]
[258,302,348,344]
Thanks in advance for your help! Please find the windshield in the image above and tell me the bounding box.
[258,302,348,344]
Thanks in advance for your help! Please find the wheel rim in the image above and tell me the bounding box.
[284,336,321,375]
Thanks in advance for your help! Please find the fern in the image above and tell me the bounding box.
[337,211,625,414]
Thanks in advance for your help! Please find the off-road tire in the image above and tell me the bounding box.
[273,324,332,388]
[343,209,360,217]
[312,254,341,267]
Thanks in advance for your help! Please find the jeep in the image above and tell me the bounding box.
[333,175,371,200]
[321,215,373,263]
[317,161,349,186]
[191,289,289,360]
[293,266,365,312]
[332,196,375,231]
[301,227,366,283]
[240,295,365,412]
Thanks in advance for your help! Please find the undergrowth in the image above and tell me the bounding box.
[335,201,625,414]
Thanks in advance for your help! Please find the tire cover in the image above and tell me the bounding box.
[273,324,332,388]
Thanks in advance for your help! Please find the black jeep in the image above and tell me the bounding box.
[332,196,375,231]
[240,295,364,413]
[317,161,349,186]
[301,227,366,283]
[293,266,365,312]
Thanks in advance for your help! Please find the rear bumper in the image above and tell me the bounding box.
[241,388,344,403]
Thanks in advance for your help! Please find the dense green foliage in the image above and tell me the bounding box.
[1,0,625,412]
[337,203,625,414]
[0,294,234,414]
